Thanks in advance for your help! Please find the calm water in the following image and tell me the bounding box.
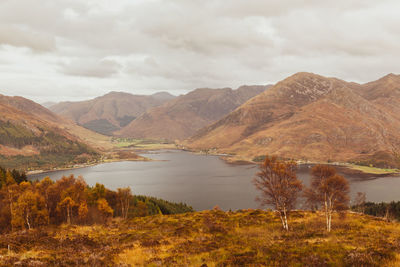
[29,150,400,211]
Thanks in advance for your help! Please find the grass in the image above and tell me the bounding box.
[347,164,400,174]
[111,138,176,150]
[1,210,400,266]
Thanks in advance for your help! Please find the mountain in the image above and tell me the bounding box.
[187,73,400,168]
[50,91,175,135]
[0,94,101,169]
[41,101,57,108]
[116,85,270,141]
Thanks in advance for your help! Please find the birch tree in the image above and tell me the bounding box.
[253,155,302,231]
[12,190,48,230]
[304,165,350,232]
[117,187,132,219]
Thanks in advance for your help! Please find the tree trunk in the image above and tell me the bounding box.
[125,200,129,219]
[327,197,332,232]
[67,205,71,224]
[329,212,332,232]
[279,212,286,230]
[45,193,50,224]
[8,191,14,232]
[26,212,31,230]
[283,208,289,231]
[324,193,329,232]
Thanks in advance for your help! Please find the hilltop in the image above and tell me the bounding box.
[187,72,400,168]
[50,91,175,135]
[1,210,400,266]
[116,85,269,141]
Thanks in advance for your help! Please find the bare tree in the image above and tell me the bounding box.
[253,155,303,231]
[117,187,132,219]
[304,165,350,232]
[354,192,366,214]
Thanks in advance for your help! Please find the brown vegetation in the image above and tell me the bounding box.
[304,165,350,232]
[1,210,400,266]
[253,155,302,230]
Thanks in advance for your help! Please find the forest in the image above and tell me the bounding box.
[0,167,193,233]
[0,120,100,169]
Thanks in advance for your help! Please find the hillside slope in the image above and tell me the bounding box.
[1,210,400,266]
[188,73,400,167]
[116,85,270,141]
[0,95,100,169]
[50,91,175,135]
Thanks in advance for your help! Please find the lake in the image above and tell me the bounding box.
[29,150,400,211]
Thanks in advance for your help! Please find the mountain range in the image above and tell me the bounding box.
[2,72,400,169]
[187,72,400,168]
[49,91,175,135]
[115,85,270,140]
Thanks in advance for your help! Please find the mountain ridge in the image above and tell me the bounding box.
[116,85,270,140]
[50,91,175,135]
[187,72,400,168]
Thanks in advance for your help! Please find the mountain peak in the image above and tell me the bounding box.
[151,91,176,101]
[268,72,341,104]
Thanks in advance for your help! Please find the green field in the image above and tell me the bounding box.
[111,138,176,150]
[347,164,400,174]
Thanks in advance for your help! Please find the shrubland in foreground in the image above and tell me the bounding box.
[1,209,400,266]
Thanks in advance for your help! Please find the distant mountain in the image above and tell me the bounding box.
[116,85,270,141]
[0,94,101,169]
[187,73,400,168]
[41,101,57,109]
[50,91,175,135]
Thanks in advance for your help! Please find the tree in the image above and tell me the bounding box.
[304,165,350,232]
[97,198,113,221]
[36,177,54,224]
[78,201,88,223]
[134,201,148,217]
[354,192,366,213]
[4,171,18,231]
[57,197,76,224]
[12,190,48,230]
[253,155,302,231]
[117,187,132,219]
[89,183,106,204]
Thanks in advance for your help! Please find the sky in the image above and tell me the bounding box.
[0,0,399,103]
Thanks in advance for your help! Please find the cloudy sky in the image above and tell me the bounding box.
[0,0,399,103]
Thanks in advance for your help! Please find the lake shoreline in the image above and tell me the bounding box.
[27,148,400,180]
[27,156,152,176]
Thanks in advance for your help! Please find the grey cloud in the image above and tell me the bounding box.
[0,0,399,102]
[60,58,122,78]
[0,24,55,52]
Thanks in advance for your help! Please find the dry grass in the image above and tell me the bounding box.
[1,210,400,266]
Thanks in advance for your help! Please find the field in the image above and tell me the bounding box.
[347,164,400,175]
[111,138,177,150]
[1,210,400,266]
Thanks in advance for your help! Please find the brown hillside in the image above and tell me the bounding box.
[116,85,269,141]
[187,73,400,167]
[50,91,175,135]
[0,94,111,151]
[0,95,103,169]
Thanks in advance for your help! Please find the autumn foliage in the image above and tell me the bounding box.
[0,171,192,234]
[304,164,350,232]
[253,155,303,230]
